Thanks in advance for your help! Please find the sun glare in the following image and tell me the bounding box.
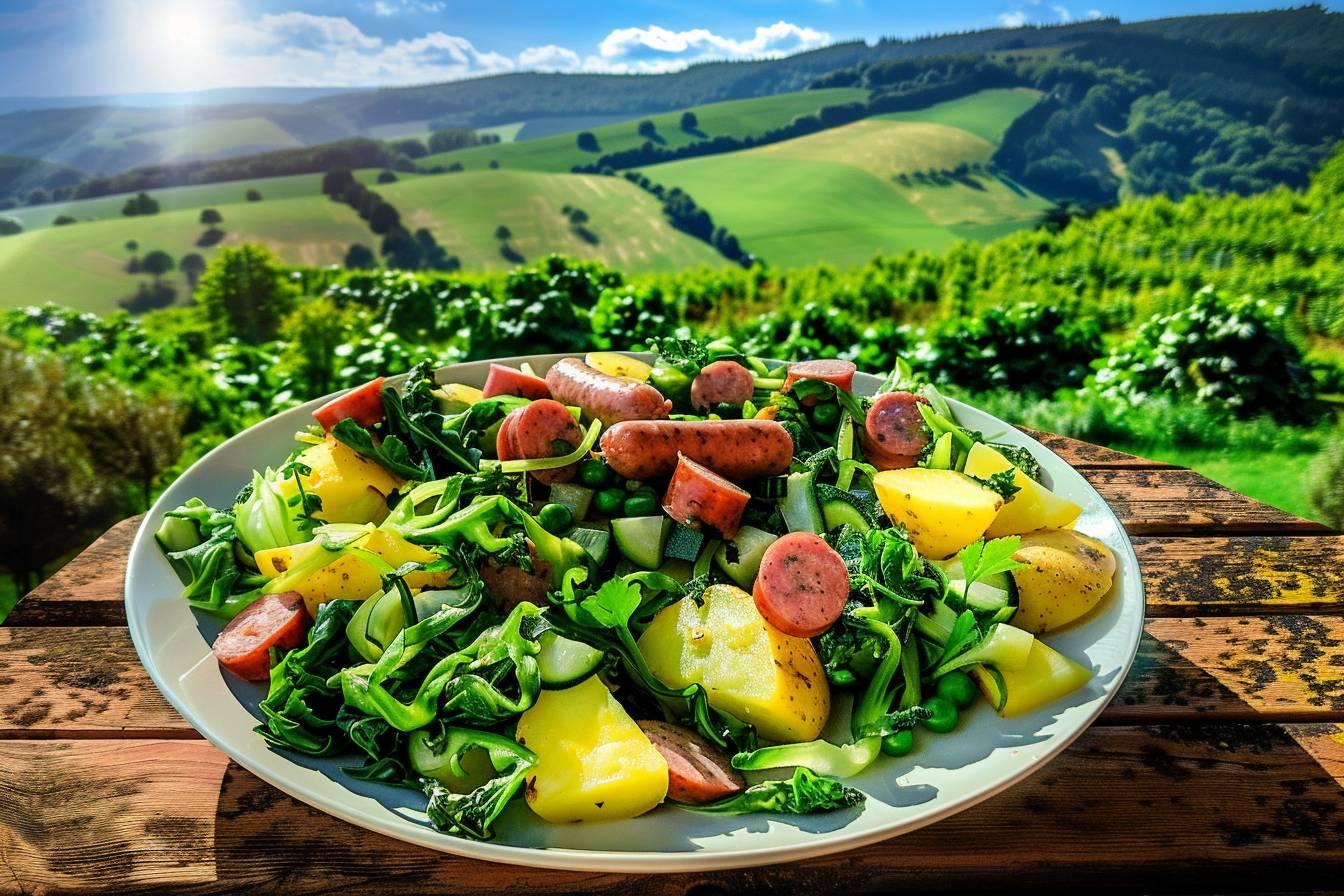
[120,0,228,91]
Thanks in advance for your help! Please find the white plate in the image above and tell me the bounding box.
[126,352,1144,873]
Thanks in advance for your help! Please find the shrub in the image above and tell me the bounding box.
[916,303,1104,396]
[1092,287,1316,420]
[196,244,297,343]
[0,216,21,236]
[1308,428,1344,530]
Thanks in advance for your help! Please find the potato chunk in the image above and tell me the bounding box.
[255,528,447,617]
[973,639,1093,718]
[873,468,1003,560]
[1009,528,1117,633]
[515,676,669,824]
[637,584,830,743]
[278,437,402,525]
[962,443,1081,537]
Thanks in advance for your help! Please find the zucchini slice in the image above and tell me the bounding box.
[713,526,779,590]
[537,630,606,689]
[610,516,673,570]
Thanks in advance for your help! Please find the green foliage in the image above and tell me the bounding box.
[1307,427,1344,530]
[0,215,21,236]
[918,303,1104,395]
[121,191,160,216]
[199,208,223,225]
[1092,287,1315,420]
[196,244,298,343]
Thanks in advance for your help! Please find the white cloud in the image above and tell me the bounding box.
[519,44,582,71]
[1053,4,1072,22]
[1086,8,1104,19]
[373,1,394,16]
[596,21,831,69]
[998,10,1028,27]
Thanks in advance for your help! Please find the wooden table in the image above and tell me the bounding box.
[4,432,1344,895]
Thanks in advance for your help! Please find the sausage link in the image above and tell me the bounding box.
[544,357,671,427]
[636,720,745,805]
[663,454,750,539]
[600,419,792,482]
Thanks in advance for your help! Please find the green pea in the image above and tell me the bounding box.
[935,670,978,709]
[919,696,959,734]
[826,667,857,687]
[578,458,612,489]
[594,487,626,516]
[811,401,840,429]
[881,729,915,757]
[536,503,574,534]
[623,493,659,517]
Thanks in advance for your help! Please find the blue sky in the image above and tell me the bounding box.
[0,0,1333,96]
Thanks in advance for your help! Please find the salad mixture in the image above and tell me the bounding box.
[154,343,1117,840]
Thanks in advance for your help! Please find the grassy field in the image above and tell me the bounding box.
[876,87,1041,143]
[421,88,870,173]
[8,169,393,232]
[644,90,1050,268]
[112,117,301,159]
[379,169,724,271]
[0,194,368,312]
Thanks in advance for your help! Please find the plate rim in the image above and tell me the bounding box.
[125,351,1145,873]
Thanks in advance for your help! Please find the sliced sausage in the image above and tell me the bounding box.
[784,359,857,395]
[860,430,919,471]
[600,419,792,482]
[509,399,582,485]
[479,540,553,611]
[495,409,521,461]
[662,454,750,539]
[865,391,930,457]
[313,377,385,431]
[637,720,745,805]
[482,363,551,401]
[213,591,311,681]
[690,360,755,411]
[753,532,849,638]
[545,357,672,427]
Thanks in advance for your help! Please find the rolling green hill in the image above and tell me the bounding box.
[420,88,870,173]
[644,89,1050,268]
[0,194,369,312]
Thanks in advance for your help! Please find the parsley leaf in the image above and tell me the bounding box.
[956,536,1027,596]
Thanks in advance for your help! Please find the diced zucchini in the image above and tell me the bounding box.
[610,516,673,570]
[713,526,779,590]
[154,515,202,554]
[665,524,706,563]
[408,730,496,792]
[781,470,824,534]
[537,630,606,688]
[548,483,594,521]
[568,524,612,566]
[816,483,877,533]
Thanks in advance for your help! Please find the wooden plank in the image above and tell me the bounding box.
[1083,468,1332,536]
[5,514,141,627]
[1016,426,1175,469]
[4,726,1344,894]
[1135,535,1344,616]
[9,615,1344,739]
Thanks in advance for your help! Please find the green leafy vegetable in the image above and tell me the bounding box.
[972,469,1021,501]
[689,767,865,816]
[233,465,316,555]
[255,599,361,755]
[160,498,269,618]
[419,727,537,841]
[956,537,1027,599]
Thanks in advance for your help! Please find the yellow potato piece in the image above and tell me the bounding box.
[637,584,829,743]
[980,639,1093,719]
[255,527,447,617]
[963,443,1081,537]
[515,676,668,824]
[584,351,652,382]
[873,468,1003,560]
[433,383,485,413]
[278,437,403,525]
[1010,529,1117,633]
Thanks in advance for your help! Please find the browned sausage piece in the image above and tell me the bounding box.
[663,454,750,539]
[213,592,311,681]
[865,391,930,458]
[859,429,919,472]
[753,532,849,638]
[784,359,857,394]
[544,357,672,427]
[479,540,553,611]
[637,719,745,805]
[509,399,582,485]
[690,360,755,411]
[600,419,793,481]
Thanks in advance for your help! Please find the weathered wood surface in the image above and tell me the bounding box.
[4,726,1344,895]
[2,432,1342,895]
[7,615,1344,740]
